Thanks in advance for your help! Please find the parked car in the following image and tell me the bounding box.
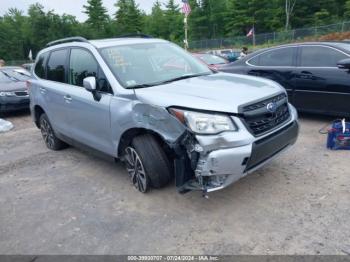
[192,53,229,70]
[218,50,239,62]
[207,49,240,62]
[30,36,298,194]
[22,63,34,72]
[0,66,31,113]
[220,42,350,117]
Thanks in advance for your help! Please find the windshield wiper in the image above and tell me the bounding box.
[127,73,212,89]
[126,83,158,89]
[1,71,19,81]
[159,73,211,84]
[15,71,29,77]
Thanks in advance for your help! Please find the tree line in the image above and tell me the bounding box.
[1,0,350,61]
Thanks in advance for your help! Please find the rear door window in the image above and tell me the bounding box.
[299,46,347,67]
[47,49,68,83]
[249,47,295,66]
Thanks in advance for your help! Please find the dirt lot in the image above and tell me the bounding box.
[0,110,349,255]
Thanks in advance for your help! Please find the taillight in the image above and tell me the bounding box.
[26,80,31,90]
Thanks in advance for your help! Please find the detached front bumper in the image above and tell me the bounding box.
[0,96,30,112]
[187,104,299,193]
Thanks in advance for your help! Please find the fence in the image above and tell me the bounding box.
[189,21,350,50]
[6,60,32,66]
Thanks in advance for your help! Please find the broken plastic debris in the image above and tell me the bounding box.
[0,118,14,133]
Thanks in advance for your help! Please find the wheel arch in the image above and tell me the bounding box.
[117,127,176,159]
[33,105,46,128]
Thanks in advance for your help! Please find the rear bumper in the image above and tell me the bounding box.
[194,104,299,192]
[0,96,30,112]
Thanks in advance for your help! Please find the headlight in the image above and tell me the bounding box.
[0,92,16,97]
[169,108,237,134]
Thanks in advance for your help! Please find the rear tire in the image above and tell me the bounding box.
[39,113,67,151]
[124,134,173,193]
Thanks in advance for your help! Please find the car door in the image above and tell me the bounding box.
[44,48,72,135]
[294,45,350,115]
[245,46,298,102]
[65,48,114,155]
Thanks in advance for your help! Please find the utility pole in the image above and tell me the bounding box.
[253,25,256,47]
[184,15,189,50]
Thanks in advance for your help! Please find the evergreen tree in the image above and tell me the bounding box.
[345,1,350,19]
[0,0,350,61]
[187,0,203,40]
[164,0,183,42]
[83,0,109,35]
[145,1,167,38]
[114,0,143,35]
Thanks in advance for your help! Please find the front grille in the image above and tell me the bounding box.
[15,91,28,97]
[241,93,291,136]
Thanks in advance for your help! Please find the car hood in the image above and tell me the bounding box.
[0,81,27,92]
[135,73,285,114]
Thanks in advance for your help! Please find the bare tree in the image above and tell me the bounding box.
[285,0,297,30]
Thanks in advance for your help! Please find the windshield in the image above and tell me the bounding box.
[0,71,12,83]
[100,42,212,88]
[198,54,228,65]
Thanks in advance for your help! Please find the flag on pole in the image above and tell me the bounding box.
[28,49,33,61]
[246,28,254,37]
[182,0,191,16]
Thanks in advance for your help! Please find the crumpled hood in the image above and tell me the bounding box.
[135,73,285,113]
[0,81,27,92]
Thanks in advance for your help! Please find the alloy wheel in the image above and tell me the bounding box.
[40,118,55,149]
[124,147,148,193]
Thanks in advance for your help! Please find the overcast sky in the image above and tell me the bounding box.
[0,0,183,21]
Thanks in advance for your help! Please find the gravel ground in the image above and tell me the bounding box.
[0,110,349,255]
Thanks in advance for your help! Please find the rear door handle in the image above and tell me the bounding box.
[64,95,72,103]
[301,71,312,75]
[299,71,313,79]
[39,87,46,94]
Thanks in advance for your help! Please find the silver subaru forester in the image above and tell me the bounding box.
[29,36,299,194]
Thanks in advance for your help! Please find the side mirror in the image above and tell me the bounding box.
[83,76,101,101]
[83,76,97,92]
[337,58,350,70]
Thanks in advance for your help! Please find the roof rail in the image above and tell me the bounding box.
[117,33,153,39]
[46,36,89,47]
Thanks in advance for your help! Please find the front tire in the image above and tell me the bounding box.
[124,134,173,193]
[39,113,67,151]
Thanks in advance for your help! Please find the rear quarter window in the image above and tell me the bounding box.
[249,47,295,67]
[34,52,48,79]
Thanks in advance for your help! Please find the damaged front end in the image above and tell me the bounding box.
[172,106,299,194]
[167,108,251,194]
[173,129,252,194]
[132,103,298,195]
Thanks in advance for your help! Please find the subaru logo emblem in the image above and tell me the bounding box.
[267,102,277,113]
